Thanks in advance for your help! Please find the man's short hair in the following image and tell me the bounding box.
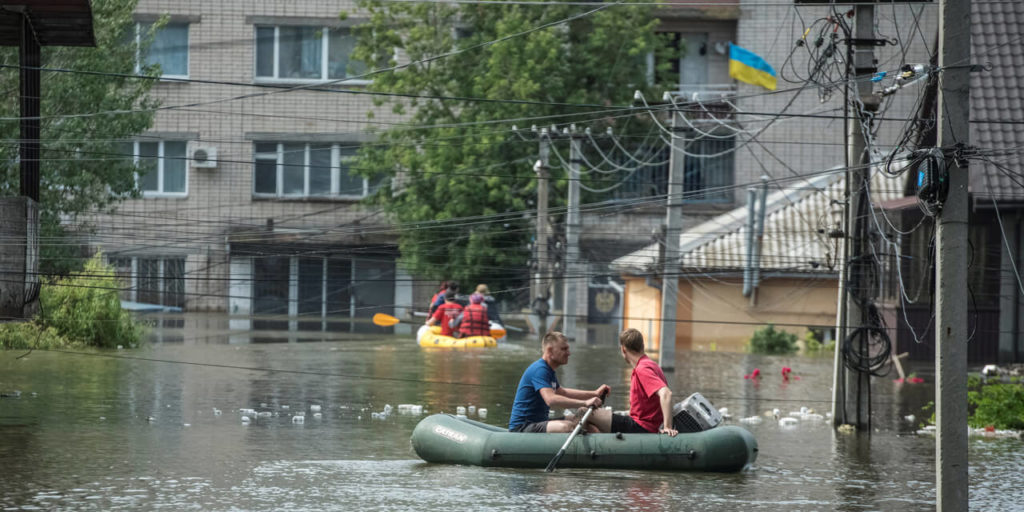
[447,281,459,293]
[542,331,567,347]
[619,328,645,353]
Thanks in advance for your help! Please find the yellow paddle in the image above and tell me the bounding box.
[372,312,507,338]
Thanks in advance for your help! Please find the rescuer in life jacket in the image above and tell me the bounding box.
[452,293,490,338]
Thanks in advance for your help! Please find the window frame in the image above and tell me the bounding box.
[252,142,369,199]
[107,255,186,308]
[131,140,189,198]
[135,21,190,79]
[252,25,369,85]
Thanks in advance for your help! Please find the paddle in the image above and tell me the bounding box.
[545,389,609,472]
[372,313,507,338]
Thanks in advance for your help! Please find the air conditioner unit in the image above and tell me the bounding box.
[189,144,218,169]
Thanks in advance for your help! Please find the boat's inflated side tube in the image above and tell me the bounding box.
[411,414,757,472]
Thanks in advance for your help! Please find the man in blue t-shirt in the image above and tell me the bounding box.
[508,331,611,433]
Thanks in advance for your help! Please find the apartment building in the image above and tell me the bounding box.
[94,0,409,333]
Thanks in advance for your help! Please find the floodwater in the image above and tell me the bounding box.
[1,316,1021,511]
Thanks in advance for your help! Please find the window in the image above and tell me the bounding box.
[136,22,189,78]
[683,136,734,203]
[253,142,375,198]
[107,256,186,308]
[254,25,367,82]
[648,32,709,89]
[127,141,188,196]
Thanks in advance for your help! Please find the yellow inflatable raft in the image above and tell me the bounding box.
[416,325,497,348]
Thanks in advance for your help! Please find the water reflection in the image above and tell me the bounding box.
[0,315,1020,510]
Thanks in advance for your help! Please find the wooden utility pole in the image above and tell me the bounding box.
[935,0,970,508]
[659,105,684,370]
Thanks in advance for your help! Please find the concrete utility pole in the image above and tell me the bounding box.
[533,131,552,338]
[659,104,685,370]
[832,4,878,429]
[563,130,583,340]
[935,0,970,508]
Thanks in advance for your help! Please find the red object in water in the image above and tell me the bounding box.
[781,367,792,381]
[909,377,925,384]
[745,368,762,380]
[985,425,996,432]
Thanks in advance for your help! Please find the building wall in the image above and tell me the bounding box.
[624,274,838,353]
[90,0,403,314]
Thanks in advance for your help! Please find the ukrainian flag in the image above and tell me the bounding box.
[729,44,776,91]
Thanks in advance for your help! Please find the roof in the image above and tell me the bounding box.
[611,168,904,276]
[970,0,1024,201]
[0,1,95,47]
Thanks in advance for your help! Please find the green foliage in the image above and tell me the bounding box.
[349,1,674,286]
[0,322,68,350]
[801,329,835,355]
[749,324,799,355]
[0,0,158,275]
[37,253,145,348]
[968,382,1024,430]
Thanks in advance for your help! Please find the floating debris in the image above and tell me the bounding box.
[0,390,21,399]
[778,417,799,428]
[241,416,251,424]
[468,405,476,415]
[281,405,290,410]
[478,408,487,419]
[213,408,222,416]
[292,415,304,424]
[310,405,321,413]
[457,406,467,416]
[739,416,763,425]
[837,424,856,434]
[313,412,322,419]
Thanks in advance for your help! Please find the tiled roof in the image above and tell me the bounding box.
[611,169,904,275]
[971,0,1024,201]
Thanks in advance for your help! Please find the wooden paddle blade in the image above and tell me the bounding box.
[372,313,400,327]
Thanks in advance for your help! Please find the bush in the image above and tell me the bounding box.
[802,330,835,355]
[0,322,69,350]
[968,382,1024,430]
[37,253,145,348]
[749,324,798,355]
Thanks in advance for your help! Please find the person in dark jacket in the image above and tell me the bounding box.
[427,280,448,316]
[474,283,502,325]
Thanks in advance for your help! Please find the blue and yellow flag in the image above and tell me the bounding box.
[729,44,776,91]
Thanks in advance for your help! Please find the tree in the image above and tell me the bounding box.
[350,0,674,289]
[0,0,159,275]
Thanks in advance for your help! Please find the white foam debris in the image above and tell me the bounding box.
[772,408,781,419]
[310,405,321,412]
[313,412,322,419]
[779,417,799,428]
[213,408,222,416]
[718,407,732,420]
[257,411,272,418]
[292,415,304,424]
[241,416,251,423]
[383,404,393,416]
[477,408,487,418]
[468,405,476,415]
[99,417,106,421]
[800,406,809,414]
[239,408,256,416]
[804,413,825,422]
[281,405,290,410]
[739,416,763,425]
[457,406,467,415]
[260,403,268,408]
[183,423,191,427]
[904,414,916,423]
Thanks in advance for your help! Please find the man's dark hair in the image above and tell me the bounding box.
[447,281,459,294]
[619,328,645,353]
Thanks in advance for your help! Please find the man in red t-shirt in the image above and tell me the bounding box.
[426,289,463,337]
[587,328,678,436]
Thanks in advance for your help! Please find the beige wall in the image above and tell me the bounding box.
[624,274,838,353]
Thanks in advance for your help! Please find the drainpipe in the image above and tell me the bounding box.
[743,187,757,297]
[749,176,769,306]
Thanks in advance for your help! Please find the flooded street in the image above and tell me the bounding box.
[1,317,1022,511]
